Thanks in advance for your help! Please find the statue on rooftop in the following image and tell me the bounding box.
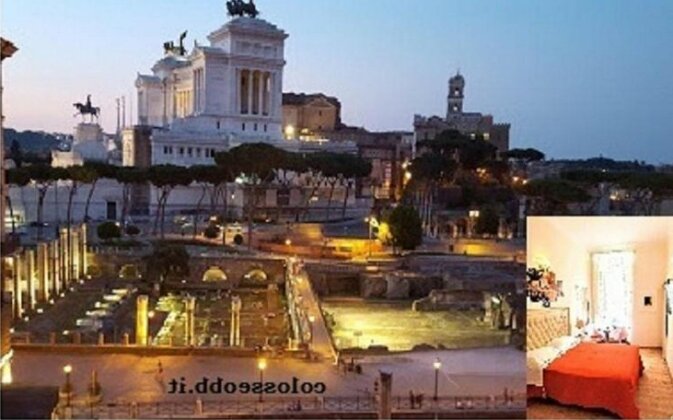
[163,30,188,56]
[73,94,100,122]
[226,0,259,18]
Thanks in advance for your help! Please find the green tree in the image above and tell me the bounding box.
[211,152,240,245]
[189,165,215,238]
[145,243,190,282]
[522,179,591,215]
[97,221,121,242]
[222,143,288,249]
[115,166,148,228]
[474,204,500,236]
[503,148,545,162]
[5,167,31,235]
[82,162,116,222]
[9,140,24,168]
[387,205,423,251]
[25,164,61,240]
[148,165,193,239]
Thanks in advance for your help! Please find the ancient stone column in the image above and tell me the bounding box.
[37,242,49,302]
[135,295,149,346]
[59,227,69,287]
[185,296,196,346]
[71,229,80,280]
[51,240,61,297]
[25,249,36,311]
[12,255,23,319]
[229,296,241,347]
[378,371,393,419]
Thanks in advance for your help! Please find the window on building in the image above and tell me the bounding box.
[242,123,246,131]
[196,148,201,157]
[188,147,193,157]
[179,147,184,155]
[483,133,490,140]
[254,123,258,131]
[264,124,267,132]
[216,121,221,130]
[592,251,634,335]
[319,110,322,117]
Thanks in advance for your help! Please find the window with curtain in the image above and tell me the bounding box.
[592,251,634,333]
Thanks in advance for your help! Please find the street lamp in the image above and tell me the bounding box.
[308,315,316,344]
[433,358,442,401]
[257,358,267,402]
[366,217,379,258]
[63,364,73,407]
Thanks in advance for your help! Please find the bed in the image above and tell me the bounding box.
[527,308,643,419]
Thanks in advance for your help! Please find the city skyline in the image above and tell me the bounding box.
[2,0,673,163]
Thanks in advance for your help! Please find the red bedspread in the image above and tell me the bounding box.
[544,342,642,419]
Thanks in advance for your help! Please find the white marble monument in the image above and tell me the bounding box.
[136,12,288,167]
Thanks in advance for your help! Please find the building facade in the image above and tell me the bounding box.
[414,72,510,156]
[281,93,341,139]
[135,16,288,166]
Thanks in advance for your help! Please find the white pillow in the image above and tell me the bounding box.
[527,346,561,369]
[549,335,579,353]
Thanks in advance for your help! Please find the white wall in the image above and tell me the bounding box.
[527,217,671,347]
[527,217,590,334]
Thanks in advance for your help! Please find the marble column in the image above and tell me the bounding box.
[37,243,49,302]
[59,228,68,288]
[51,239,61,297]
[12,255,23,319]
[257,71,264,116]
[71,229,80,280]
[262,72,269,116]
[135,295,148,346]
[230,295,241,347]
[185,296,196,346]
[25,249,36,310]
[247,70,253,116]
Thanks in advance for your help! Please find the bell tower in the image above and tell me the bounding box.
[446,71,465,118]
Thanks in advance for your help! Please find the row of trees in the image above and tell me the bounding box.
[521,169,673,215]
[5,143,371,248]
[407,130,522,236]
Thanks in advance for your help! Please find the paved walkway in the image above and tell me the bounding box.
[290,268,335,360]
[9,347,524,404]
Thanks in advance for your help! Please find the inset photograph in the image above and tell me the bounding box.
[526,217,673,419]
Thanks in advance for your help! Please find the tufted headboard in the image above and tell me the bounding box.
[527,307,571,351]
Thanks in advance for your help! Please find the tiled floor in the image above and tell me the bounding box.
[528,348,673,419]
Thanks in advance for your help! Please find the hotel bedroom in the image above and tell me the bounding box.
[526,217,673,419]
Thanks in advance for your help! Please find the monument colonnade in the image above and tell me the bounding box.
[5,224,88,320]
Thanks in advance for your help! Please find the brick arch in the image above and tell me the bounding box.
[187,256,286,287]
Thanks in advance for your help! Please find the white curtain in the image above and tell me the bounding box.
[592,251,634,334]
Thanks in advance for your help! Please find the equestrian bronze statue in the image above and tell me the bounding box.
[73,94,100,122]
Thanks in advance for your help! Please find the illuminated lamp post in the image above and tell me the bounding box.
[257,358,267,402]
[63,364,73,407]
[433,358,442,401]
[365,217,379,258]
[308,315,315,345]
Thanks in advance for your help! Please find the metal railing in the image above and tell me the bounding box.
[52,393,526,419]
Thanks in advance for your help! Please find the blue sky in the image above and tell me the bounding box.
[2,0,673,163]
